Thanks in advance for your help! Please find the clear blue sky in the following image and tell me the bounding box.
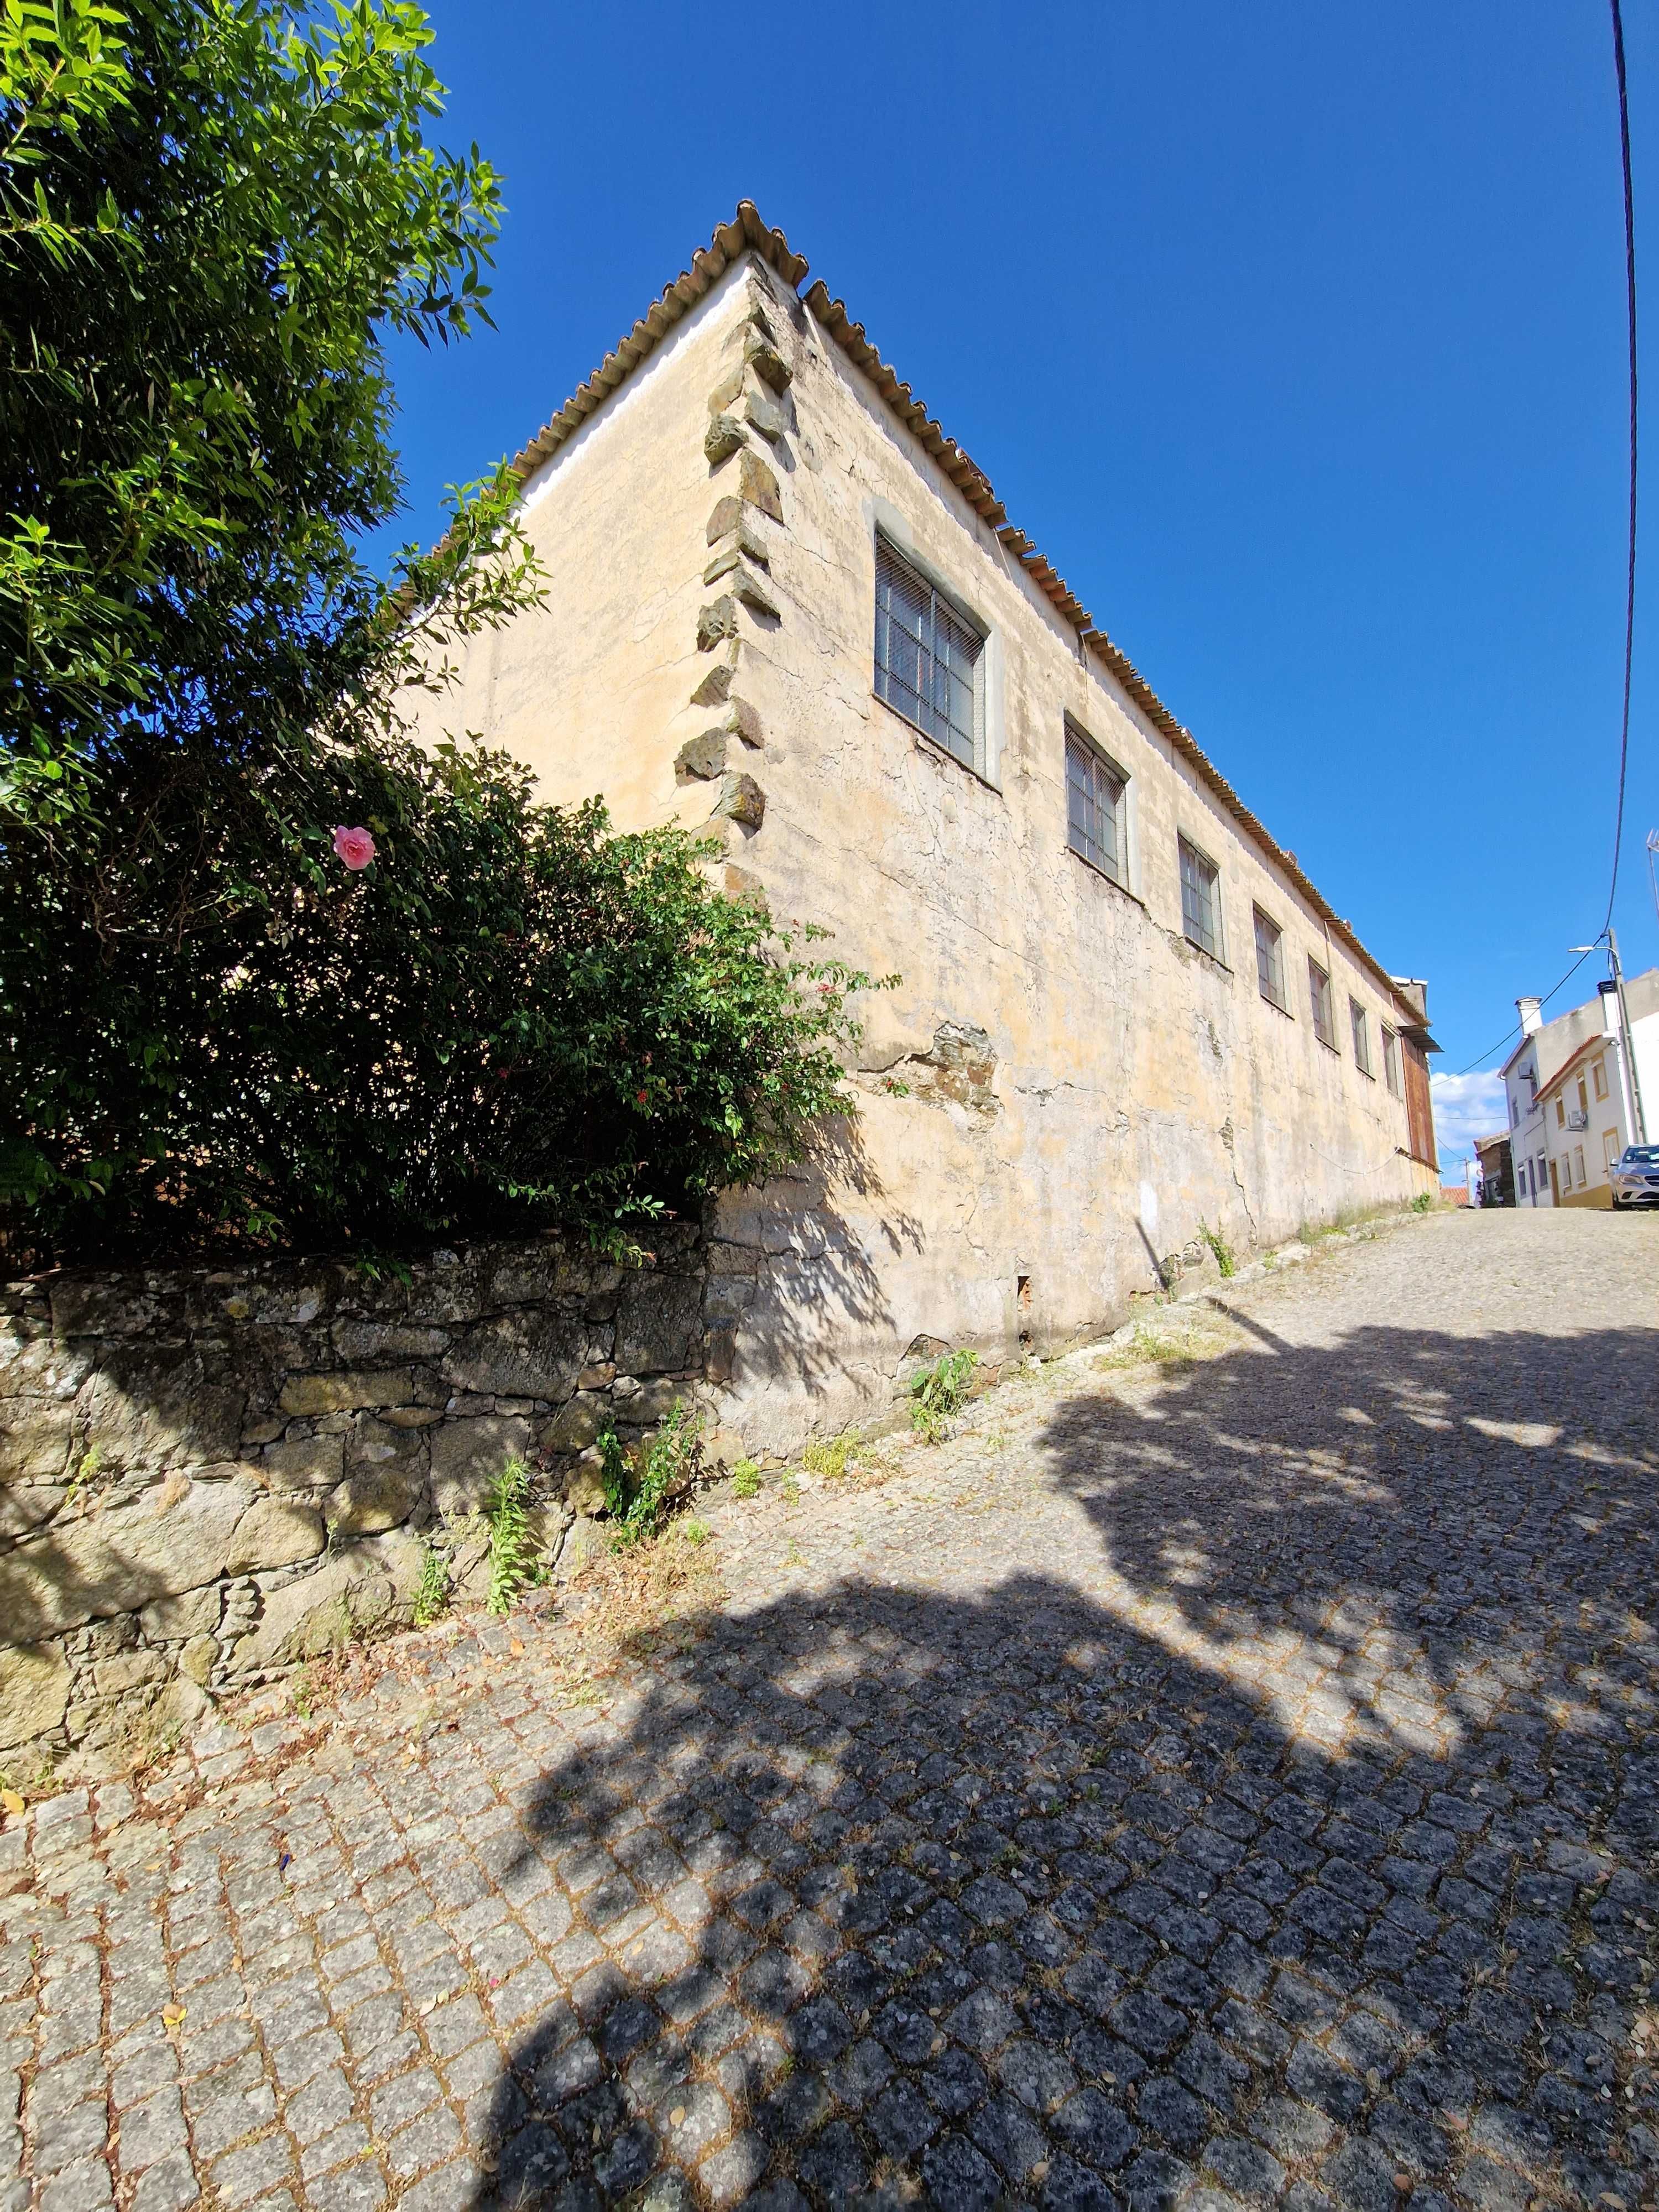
[375,1,1658,1169]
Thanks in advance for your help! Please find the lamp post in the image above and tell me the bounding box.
[1571,934,1649,1146]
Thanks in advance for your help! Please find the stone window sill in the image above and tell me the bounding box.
[1065,843,1146,910]
[1185,936,1233,979]
[874,693,1002,795]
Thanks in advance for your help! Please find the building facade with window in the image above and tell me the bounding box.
[408,208,1439,1447]
[1502,972,1659,1209]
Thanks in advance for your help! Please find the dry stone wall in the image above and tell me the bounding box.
[0,1230,718,1770]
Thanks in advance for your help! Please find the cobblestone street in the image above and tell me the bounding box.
[4,1207,1657,2212]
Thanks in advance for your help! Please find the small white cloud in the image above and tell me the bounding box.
[1430,1070,1506,1164]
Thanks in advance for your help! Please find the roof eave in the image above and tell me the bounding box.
[479,200,1425,1023]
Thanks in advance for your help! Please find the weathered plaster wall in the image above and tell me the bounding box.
[402,256,756,839]
[0,1235,717,1768]
[406,250,1435,1452]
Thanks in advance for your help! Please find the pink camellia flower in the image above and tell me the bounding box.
[332,825,375,870]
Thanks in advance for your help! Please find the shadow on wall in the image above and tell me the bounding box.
[708,1111,921,1406]
[0,1120,912,1755]
[466,1317,1659,2208]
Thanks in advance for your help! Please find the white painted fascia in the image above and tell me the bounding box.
[515,254,753,517]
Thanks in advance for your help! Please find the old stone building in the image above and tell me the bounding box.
[412,204,1439,1452]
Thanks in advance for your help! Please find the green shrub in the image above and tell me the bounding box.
[2,762,883,1264]
[730,1459,762,1499]
[484,1457,536,1616]
[1410,1191,1435,1214]
[910,1348,977,1443]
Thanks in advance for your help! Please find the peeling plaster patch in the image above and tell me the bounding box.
[886,1022,999,1114]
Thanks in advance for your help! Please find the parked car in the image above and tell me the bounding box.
[1609,1144,1659,1208]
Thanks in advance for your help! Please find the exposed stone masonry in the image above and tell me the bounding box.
[688,274,797,873]
[0,1231,720,1769]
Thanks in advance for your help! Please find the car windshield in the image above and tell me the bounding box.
[1623,1145,1659,1165]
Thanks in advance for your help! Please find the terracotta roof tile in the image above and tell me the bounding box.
[492,201,1420,1022]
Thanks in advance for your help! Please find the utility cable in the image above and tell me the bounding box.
[1452,8,1637,1076]
[1446,947,1597,1079]
[1604,0,1639,935]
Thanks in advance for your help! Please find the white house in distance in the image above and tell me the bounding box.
[1502,968,1659,1208]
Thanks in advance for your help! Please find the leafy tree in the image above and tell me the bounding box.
[0,1,881,1261]
[1,0,519,808]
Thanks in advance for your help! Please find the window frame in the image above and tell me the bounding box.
[873,530,989,778]
[1252,905,1288,1012]
[1381,1024,1402,1098]
[1063,718,1130,890]
[1349,998,1374,1078]
[1308,957,1337,1050]
[1593,1058,1608,1101]
[1177,833,1224,962]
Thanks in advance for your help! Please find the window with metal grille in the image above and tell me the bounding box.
[874,533,985,770]
[1065,721,1125,884]
[1178,837,1222,959]
[1382,1025,1402,1098]
[1253,906,1286,1009]
[1308,958,1336,1047]
[1350,997,1373,1076]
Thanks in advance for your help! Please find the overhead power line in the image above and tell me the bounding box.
[1447,947,1597,1079]
[1451,7,1639,1080]
[1604,0,1639,935]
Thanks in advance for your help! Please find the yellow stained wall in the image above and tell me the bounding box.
[406,254,1435,1451]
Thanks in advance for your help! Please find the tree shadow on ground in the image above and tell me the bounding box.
[468,1319,1659,2210]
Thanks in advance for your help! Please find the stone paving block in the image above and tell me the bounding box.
[10,1215,1658,2208]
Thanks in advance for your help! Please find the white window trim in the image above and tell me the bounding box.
[1251,903,1289,1013]
[1064,716,1139,898]
[1177,831,1227,965]
[865,497,1004,788]
[1349,997,1375,1079]
[1308,956,1338,1051]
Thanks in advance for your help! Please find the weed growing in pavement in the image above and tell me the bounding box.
[412,1540,449,1628]
[910,1347,977,1442]
[1196,1218,1237,1277]
[1410,1191,1436,1213]
[1092,1328,1191,1373]
[62,1443,102,1515]
[567,1516,723,1665]
[779,1473,801,1506]
[484,1457,538,1616]
[803,1431,857,1480]
[730,1458,762,1498]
